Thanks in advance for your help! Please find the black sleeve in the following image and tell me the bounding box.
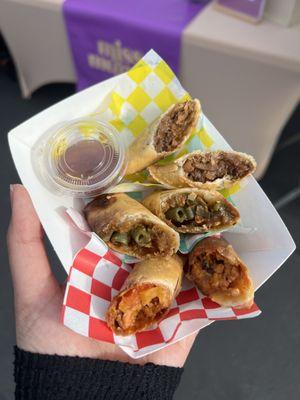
[14,347,183,400]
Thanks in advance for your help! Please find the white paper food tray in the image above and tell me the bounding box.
[8,75,295,347]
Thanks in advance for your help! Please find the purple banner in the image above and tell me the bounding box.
[63,0,209,91]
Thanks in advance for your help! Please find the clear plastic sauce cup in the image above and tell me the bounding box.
[32,118,127,197]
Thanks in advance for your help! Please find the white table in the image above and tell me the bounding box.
[1,0,300,178]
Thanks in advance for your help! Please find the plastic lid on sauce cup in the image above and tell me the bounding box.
[32,118,127,198]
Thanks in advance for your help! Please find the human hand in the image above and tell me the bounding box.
[7,184,197,367]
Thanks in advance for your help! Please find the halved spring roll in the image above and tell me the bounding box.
[142,188,240,234]
[106,255,183,335]
[126,99,201,175]
[84,193,179,259]
[148,150,256,190]
[187,237,254,308]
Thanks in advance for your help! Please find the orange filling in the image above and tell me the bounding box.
[107,284,171,335]
[190,252,241,297]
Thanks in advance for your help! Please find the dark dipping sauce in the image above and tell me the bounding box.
[59,140,118,182]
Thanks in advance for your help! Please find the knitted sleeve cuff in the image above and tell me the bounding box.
[14,347,183,400]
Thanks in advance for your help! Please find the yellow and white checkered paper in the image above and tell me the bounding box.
[89,50,250,260]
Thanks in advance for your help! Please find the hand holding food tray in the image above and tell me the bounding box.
[8,50,295,359]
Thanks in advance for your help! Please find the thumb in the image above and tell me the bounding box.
[7,184,58,307]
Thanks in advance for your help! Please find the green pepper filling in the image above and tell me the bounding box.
[131,226,151,246]
[165,195,231,228]
[165,207,187,223]
[111,225,152,248]
[110,232,130,246]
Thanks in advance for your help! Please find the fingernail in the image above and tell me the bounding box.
[10,184,14,205]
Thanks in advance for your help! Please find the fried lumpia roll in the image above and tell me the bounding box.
[106,255,183,335]
[143,188,240,234]
[187,237,254,308]
[84,193,179,259]
[126,99,201,175]
[148,150,256,189]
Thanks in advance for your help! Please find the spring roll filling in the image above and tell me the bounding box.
[154,101,197,153]
[190,251,241,297]
[183,152,254,183]
[163,193,233,229]
[109,284,171,333]
[110,223,171,256]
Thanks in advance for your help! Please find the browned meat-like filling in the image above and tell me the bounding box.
[154,101,196,153]
[107,284,170,335]
[109,223,170,257]
[190,251,241,297]
[163,193,234,229]
[183,152,254,183]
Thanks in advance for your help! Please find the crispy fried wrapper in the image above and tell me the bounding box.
[148,150,256,190]
[142,188,240,234]
[84,193,179,259]
[126,99,201,175]
[187,237,254,308]
[106,255,183,335]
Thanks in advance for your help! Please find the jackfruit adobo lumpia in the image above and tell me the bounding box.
[148,150,256,189]
[126,99,201,175]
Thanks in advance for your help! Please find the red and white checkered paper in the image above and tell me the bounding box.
[62,232,261,359]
